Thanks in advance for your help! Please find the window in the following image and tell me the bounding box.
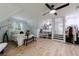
[54,18,64,35]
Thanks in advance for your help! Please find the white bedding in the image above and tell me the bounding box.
[28,34,34,38]
[16,34,27,46]
[0,43,7,52]
[12,33,35,47]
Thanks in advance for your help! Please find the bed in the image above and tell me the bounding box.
[12,33,27,47]
[0,43,7,53]
[12,33,36,47]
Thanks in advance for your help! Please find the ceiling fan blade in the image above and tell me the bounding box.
[43,12,49,16]
[55,3,69,10]
[51,5,54,8]
[45,3,52,10]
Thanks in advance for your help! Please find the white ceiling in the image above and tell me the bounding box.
[0,3,79,28]
[55,3,79,17]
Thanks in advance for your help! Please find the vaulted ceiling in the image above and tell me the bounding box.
[0,3,79,28]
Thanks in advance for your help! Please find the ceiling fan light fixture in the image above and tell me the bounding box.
[50,10,56,14]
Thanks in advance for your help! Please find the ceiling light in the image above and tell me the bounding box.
[50,10,56,14]
[47,21,50,25]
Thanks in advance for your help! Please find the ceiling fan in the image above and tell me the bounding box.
[43,3,70,16]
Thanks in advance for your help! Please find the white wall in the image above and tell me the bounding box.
[9,18,30,38]
[0,4,22,42]
[0,20,9,42]
[0,18,31,42]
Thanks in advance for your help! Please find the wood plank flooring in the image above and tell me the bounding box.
[2,38,79,56]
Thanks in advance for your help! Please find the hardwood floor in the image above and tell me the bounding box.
[2,38,79,56]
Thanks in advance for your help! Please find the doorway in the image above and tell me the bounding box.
[53,17,64,40]
[65,12,79,44]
